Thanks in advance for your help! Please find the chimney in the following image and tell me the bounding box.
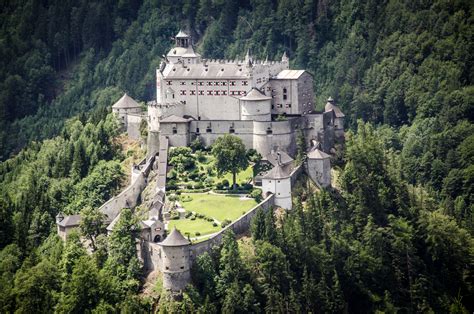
[277,152,282,165]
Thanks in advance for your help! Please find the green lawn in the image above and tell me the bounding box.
[222,164,253,185]
[168,218,220,236]
[181,193,257,222]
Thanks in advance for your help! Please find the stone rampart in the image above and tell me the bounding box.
[99,155,156,223]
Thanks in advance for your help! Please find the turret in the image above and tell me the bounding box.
[324,97,345,141]
[307,148,331,188]
[159,228,191,291]
[240,88,271,121]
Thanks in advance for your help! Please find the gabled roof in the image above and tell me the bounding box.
[106,213,121,231]
[264,151,294,167]
[307,148,331,159]
[275,69,306,80]
[162,62,250,79]
[160,228,190,247]
[57,214,81,227]
[263,163,294,179]
[112,93,141,109]
[240,88,271,101]
[160,115,191,123]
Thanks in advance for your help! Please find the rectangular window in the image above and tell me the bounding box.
[207,81,213,86]
[214,82,220,86]
[196,127,200,133]
[267,86,271,91]
[283,94,287,100]
[190,90,196,95]
[222,81,227,86]
[286,104,292,108]
[180,90,186,95]
[191,82,195,85]
[198,81,204,86]
[242,81,248,86]
[166,81,172,85]
[271,104,275,109]
[180,81,186,85]
[277,104,282,108]
[206,128,212,133]
[222,90,227,95]
[230,81,236,86]
[199,90,204,95]
[207,90,213,96]
[215,90,220,96]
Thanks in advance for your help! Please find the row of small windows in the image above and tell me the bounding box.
[178,90,246,96]
[272,104,292,109]
[167,80,248,86]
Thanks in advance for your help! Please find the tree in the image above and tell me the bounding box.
[211,135,249,190]
[251,208,266,242]
[79,206,106,251]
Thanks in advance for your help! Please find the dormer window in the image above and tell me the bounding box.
[266,128,273,135]
[229,127,235,134]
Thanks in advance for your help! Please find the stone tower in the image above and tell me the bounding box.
[324,97,345,141]
[307,148,331,188]
[158,228,191,291]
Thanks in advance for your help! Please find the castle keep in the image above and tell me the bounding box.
[59,30,345,294]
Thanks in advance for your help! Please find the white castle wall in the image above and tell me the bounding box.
[126,113,143,140]
[99,155,156,223]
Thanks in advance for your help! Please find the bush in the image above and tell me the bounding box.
[194,182,204,189]
[206,217,214,222]
[216,182,224,190]
[168,194,178,201]
[185,211,193,218]
[189,170,200,180]
[206,167,214,176]
[195,232,201,236]
[212,222,218,227]
[186,183,194,189]
[221,219,232,228]
[241,183,253,190]
[222,179,229,187]
[181,195,193,202]
[191,216,196,221]
[251,189,262,203]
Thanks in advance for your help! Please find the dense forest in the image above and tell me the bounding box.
[0,0,472,312]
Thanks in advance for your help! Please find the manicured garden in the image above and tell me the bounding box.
[166,192,258,239]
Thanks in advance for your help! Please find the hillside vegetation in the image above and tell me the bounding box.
[0,0,472,312]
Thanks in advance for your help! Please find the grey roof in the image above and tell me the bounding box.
[106,213,121,231]
[57,214,81,227]
[265,151,294,167]
[307,148,331,159]
[160,228,190,247]
[240,88,271,101]
[325,99,345,118]
[176,30,190,38]
[112,93,141,109]
[263,163,294,179]
[162,62,250,79]
[160,115,191,123]
[275,69,306,79]
[167,45,201,58]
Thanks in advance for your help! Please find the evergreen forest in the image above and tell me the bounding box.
[0,0,472,312]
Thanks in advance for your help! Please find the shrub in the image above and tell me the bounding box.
[251,189,262,203]
[194,182,204,189]
[206,217,214,222]
[222,179,229,187]
[221,219,232,228]
[168,194,178,201]
[242,183,253,190]
[206,168,215,176]
[195,232,201,236]
[189,170,200,180]
[191,216,196,221]
[185,211,193,218]
[212,222,218,227]
[216,182,223,190]
[186,183,194,189]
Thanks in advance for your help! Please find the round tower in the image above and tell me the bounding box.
[240,88,271,122]
[159,228,191,291]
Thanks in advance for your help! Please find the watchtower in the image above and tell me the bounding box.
[158,228,191,291]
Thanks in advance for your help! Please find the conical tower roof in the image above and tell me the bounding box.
[307,148,331,159]
[160,228,190,247]
[112,93,141,109]
[324,97,345,118]
[240,88,271,101]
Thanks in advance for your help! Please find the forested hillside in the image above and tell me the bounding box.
[0,0,472,312]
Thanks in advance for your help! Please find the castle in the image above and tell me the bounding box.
[58,30,345,294]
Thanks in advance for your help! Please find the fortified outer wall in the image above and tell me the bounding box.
[144,194,275,271]
[189,193,274,261]
[100,155,156,223]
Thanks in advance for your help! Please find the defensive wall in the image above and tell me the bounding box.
[100,154,156,223]
[144,193,275,271]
